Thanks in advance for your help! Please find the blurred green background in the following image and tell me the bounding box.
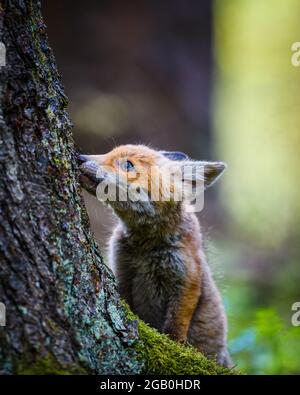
[44,0,300,374]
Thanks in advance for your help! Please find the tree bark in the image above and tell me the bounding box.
[0,0,234,375]
[0,0,142,375]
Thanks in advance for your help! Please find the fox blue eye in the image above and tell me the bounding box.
[120,160,134,172]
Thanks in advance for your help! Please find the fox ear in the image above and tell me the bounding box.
[179,161,227,190]
[160,151,189,161]
[202,161,227,188]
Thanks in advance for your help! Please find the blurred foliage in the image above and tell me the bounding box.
[213,0,300,374]
[227,289,300,374]
[214,0,300,247]
[212,236,300,374]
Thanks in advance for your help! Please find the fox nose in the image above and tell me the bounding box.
[78,154,89,164]
[78,156,102,184]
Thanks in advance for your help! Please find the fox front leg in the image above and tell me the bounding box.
[162,277,201,342]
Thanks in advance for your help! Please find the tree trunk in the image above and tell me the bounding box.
[0,0,233,375]
[0,0,142,374]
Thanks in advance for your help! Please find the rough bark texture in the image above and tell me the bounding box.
[0,0,235,375]
[0,0,141,374]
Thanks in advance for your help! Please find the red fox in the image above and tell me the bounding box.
[79,144,232,367]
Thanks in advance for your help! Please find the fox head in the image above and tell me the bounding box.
[79,144,226,224]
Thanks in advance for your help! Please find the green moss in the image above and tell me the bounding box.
[125,305,239,375]
[16,354,87,375]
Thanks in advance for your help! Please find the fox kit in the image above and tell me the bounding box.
[79,144,232,367]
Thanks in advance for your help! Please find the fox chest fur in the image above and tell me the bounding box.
[109,222,191,331]
[109,212,201,331]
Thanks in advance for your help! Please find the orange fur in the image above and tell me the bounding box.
[79,144,231,367]
[88,145,178,201]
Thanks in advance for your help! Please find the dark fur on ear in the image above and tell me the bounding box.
[204,162,227,188]
[160,151,189,161]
